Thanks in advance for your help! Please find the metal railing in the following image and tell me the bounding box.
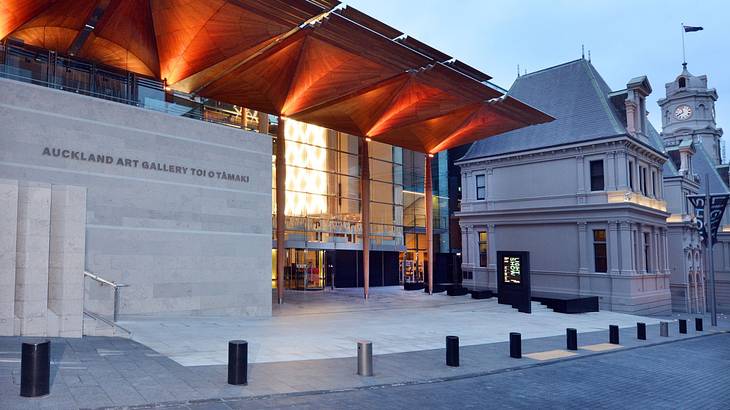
[84,271,128,322]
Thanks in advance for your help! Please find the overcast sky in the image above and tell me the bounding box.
[345,0,729,143]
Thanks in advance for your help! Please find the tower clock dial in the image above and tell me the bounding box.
[674,105,693,120]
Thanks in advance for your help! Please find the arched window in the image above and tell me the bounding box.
[699,104,706,118]
[678,77,686,88]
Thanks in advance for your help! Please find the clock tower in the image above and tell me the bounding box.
[658,64,724,165]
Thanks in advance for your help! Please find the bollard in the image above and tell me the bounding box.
[227,340,248,385]
[446,336,459,367]
[609,325,619,345]
[660,322,669,337]
[695,317,703,332]
[357,340,373,376]
[637,322,646,340]
[566,328,577,351]
[20,340,50,397]
[509,332,521,358]
[679,319,687,334]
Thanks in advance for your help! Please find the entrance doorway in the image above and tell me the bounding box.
[401,233,428,284]
[284,249,326,290]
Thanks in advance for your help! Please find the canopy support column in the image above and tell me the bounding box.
[276,116,286,304]
[425,154,434,295]
[360,138,371,299]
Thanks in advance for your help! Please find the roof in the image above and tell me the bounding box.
[693,143,730,194]
[460,59,659,161]
[0,1,552,154]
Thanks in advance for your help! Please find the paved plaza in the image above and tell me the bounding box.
[120,287,664,365]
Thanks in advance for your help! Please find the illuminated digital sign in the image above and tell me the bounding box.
[502,256,522,284]
[497,251,531,313]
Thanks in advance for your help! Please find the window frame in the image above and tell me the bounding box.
[478,231,488,267]
[589,159,605,192]
[593,229,608,273]
[475,174,486,200]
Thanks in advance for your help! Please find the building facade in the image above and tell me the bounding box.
[457,59,673,314]
[658,65,730,313]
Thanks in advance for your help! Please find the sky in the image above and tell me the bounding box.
[345,0,729,146]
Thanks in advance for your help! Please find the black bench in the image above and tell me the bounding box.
[470,289,494,299]
[403,282,425,291]
[531,292,599,313]
[447,286,469,296]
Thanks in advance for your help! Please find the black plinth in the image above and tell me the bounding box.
[509,332,521,358]
[20,340,50,397]
[566,328,577,350]
[637,322,646,340]
[227,340,248,385]
[446,336,459,367]
[447,286,469,296]
[470,289,493,299]
[403,282,425,291]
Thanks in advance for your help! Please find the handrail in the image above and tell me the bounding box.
[84,270,128,288]
[83,270,128,322]
[83,310,132,337]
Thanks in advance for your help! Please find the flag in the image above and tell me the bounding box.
[684,25,704,32]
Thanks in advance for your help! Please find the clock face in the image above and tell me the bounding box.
[674,105,693,120]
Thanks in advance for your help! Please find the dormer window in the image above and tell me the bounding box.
[678,77,686,88]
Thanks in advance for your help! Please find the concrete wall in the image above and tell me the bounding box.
[0,78,273,317]
[0,179,18,334]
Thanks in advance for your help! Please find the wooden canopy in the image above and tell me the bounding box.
[1,0,552,153]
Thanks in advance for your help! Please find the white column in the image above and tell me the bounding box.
[609,221,620,274]
[578,222,588,273]
[487,224,497,289]
[15,182,52,336]
[48,185,86,337]
[619,221,634,274]
[637,224,646,274]
[576,155,585,194]
[617,151,628,190]
[606,152,617,191]
[0,180,19,336]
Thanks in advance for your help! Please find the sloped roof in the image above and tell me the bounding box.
[693,143,730,194]
[460,59,659,161]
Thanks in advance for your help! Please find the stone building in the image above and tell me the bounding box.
[658,64,730,313]
[456,59,673,314]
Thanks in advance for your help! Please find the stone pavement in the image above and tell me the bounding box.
[1,314,727,409]
[172,332,730,410]
[119,287,665,365]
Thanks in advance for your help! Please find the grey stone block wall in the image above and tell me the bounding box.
[48,185,86,337]
[14,182,51,336]
[0,78,273,317]
[0,179,18,335]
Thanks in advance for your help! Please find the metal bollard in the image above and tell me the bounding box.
[20,340,50,397]
[509,332,521,358]
[679,319,687,334]
[609,325,619,345]
[695,317,703,332]
[637,322,646,340]
[227,340,248,385]
[357,340,373,376]
[566,328,577,351]
[446,336,459,367]
[660,322,669,337]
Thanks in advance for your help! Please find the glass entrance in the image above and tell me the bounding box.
[284,249,326,290]
[400,233,428,284]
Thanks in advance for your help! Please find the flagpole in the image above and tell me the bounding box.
[681,23,686,66]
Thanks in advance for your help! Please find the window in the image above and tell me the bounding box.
[463,270,473,280]
[475,174,486,200]
[593,229,608,273]
[589,160,604,191]
[639,166,647,195]
[678,77,686,88]
[643,232,651,272]
[628,161,635,190]
[651,171,657,197]
[478,231,488,267]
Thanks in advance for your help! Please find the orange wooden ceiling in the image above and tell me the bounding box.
[0,1,552,154]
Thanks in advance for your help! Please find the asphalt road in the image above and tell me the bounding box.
[170,333,730,410]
